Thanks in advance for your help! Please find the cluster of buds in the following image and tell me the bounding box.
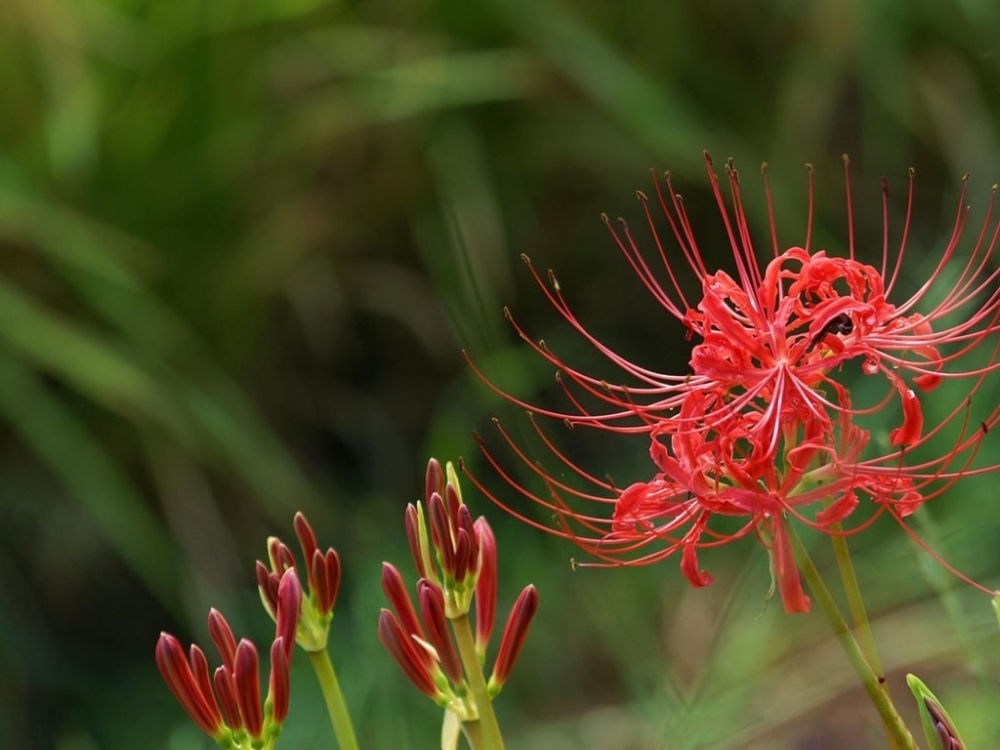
[257,511,342,652]
[469,154,1000,612]
[378,458,538,715]
[155,569,302,749]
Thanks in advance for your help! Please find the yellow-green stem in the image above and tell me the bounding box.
[788,525,917,749]
[461,716,486,749]
[829,532,883,677]
[308,648,360,750]
[451,613,505,750]
[828,531,897,750]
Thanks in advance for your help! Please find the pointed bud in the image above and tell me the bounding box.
[381,563,426,650]
[426,458,445,505]
[418,580,463,684]
[293,512,319,573]
[213,666,243,731]
[908,674,966,750]
[405,503,429,580]
[155,634,224,737]
[456,505,479,583]
[428,492,456,577]
[269,637,292,725]
[234,639,263,739]
[257,561,280,619]
[474,518,497,654]
[445,461,464,505]
[266,537,297,576]
[276,568,303,658]
[489,585,538,692]
[207,609,237,672]
[445,482,461,525]
[377,609,442,700]
[454,528,474,586]
[311,548,342,616]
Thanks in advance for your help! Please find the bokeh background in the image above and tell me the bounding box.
[3,0,1000,748]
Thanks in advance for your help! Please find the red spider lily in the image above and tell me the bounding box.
[467,154,1000,611]
[257,512,342,652]
[156,569,301,744]
[380,459,538,719]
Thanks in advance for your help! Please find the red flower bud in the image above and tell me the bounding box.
[474,518,497,653]
[427,492,456,577]
[234,639,263,739]
[276,568,302,659]
[426,458,445,505]
[490,585,538,690]
[257,561,280,616]
[377,609,440,700]
[405,503,428,579]
[155,634,224,737]
[311,547,342,615]
[213,666,243,731]
[293,512,319,570]
[207,609,237,672]
[381,563,427,657]
[269,637,292,725]
[418,580,463,684]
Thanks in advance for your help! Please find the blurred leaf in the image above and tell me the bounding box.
[0,354,180,612]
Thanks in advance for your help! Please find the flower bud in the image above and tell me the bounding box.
[377,609,442,701]
[269,637,292,725]
[473,518,497,655]
[488,585,538,694]
[155,634,224,738]
[418,580,463,684]
[234,639,263,739]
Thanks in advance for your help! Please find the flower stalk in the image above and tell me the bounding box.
[788,524,917,749]
[309,649,360,750]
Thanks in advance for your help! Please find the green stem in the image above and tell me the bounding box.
[451,613,505,750]
[308,648,360,750]
[829,531,884,678]
[828,531,898,750]
[788,525,917,750]
[461,716,486,750]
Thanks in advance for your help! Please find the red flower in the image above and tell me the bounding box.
[468,154,1000,611]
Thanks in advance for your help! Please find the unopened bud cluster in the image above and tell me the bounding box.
[157,513,345,749]
[156,569,302,749]
[379,458,538,716]
[258,511,343,652]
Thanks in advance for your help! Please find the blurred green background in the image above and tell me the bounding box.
[3,0,1000,748]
